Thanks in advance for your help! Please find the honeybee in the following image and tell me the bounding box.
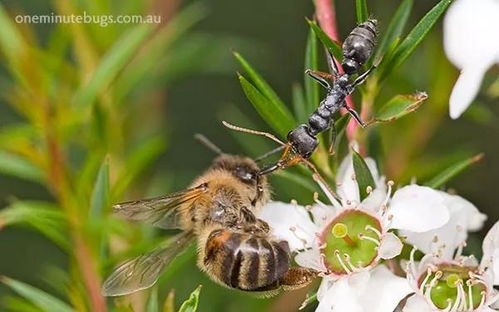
[102,135,316,297]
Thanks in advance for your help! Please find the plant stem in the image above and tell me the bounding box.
[315,0,358,141]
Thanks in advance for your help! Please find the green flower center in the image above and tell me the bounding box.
[319,209,382,274]
[419,265,486,310]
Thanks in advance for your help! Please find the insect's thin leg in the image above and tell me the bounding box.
[345,105,365,127]
[325,49,339,77]
[222,121,286,146]
[302,158,340,200]
[350,65,376,89]
[305,70,332,89]
[327,121,337,155]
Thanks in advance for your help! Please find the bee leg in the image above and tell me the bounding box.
[279,267,317,291]
[305,69,332,89]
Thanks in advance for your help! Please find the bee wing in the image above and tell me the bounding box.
[102,231,195,296]
[113,183,208,229]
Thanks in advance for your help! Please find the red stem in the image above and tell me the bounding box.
[315,0,358,141]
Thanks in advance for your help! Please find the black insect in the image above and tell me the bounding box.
[224,19,378,180]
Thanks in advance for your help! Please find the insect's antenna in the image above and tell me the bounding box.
[254,146,285,162]
[194,134,224,155]
[222,121,286,146]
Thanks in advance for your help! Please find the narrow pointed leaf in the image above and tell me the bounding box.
[234,52,288,111]
[0,201,69,249]
[304,28,319,115]
[2,277,73,312]
[0,151,44,183]
[162,290,175,312]
[89,158,110,219]
[425,154,484,188]
[73,23,153,109]
[355,0,369,23]
[367,92,428,125]
[352,150,376,201]
[178,285,202,312]
[378,0,453,82]
[375,0,413,60]
[147,287,159,312]
[307,19,342,61]
[292,83,307,122]
[239,74,294,136]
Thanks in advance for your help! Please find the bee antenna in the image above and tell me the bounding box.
[222,121,286,146]
[254,145,285,162]
[194,134,224,155]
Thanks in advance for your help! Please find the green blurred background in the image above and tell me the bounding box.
[0,0,498,311]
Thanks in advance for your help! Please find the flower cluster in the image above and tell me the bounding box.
[258,150,495,312]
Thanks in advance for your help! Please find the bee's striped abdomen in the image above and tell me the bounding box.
[203,229,290,291]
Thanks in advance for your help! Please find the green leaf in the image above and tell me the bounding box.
[378,0,453,82]
[238,74,295,136]
[0,151,44,183]
[234,52,289,115]
[178,285,202,312]
[355,0,369,23]
[72,23,154,109]
[1,277,74,312]
[89,158,110,219]
[307,19,342,61]
[147,287,159,312]
[425,154,484,188]
[274,170,317,193]
[367,92,428,125]
[374,0,413,60]
[304,28,319,115]
[292,83,307,122]
[113,135,167,198]
[0,201,69,249]
[352,150,376,201]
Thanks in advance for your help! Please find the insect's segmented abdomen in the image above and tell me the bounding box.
[203,229,290,290]
[343,19,377,66]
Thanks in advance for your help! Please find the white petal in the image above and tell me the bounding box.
[449,67,488,119]
[361,265,413,312]
[337,154,381,204]
[360,188,386,214]
[444,0,499,69]
[295,248,327,272]
[379,232,403,260]
[310,203,337,228]
[317,276,363,312]
[337,154,360,203]
[444,0,499,119]
[482,221,499,285]
[389,185,450,232]
[258,201,318,252]
[402,294,432,312]
[401,192,486,259]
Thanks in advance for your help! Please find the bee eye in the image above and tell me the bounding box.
[234,167,253,182]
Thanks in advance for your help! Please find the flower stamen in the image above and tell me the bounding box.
[358,233,380,246]
[334,250,352,274]
[365,225,382,237]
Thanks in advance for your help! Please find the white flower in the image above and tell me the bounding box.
[258,152,451,312]
[403,221,499,312]
[398,189,486,259]
[444,0,499,119]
